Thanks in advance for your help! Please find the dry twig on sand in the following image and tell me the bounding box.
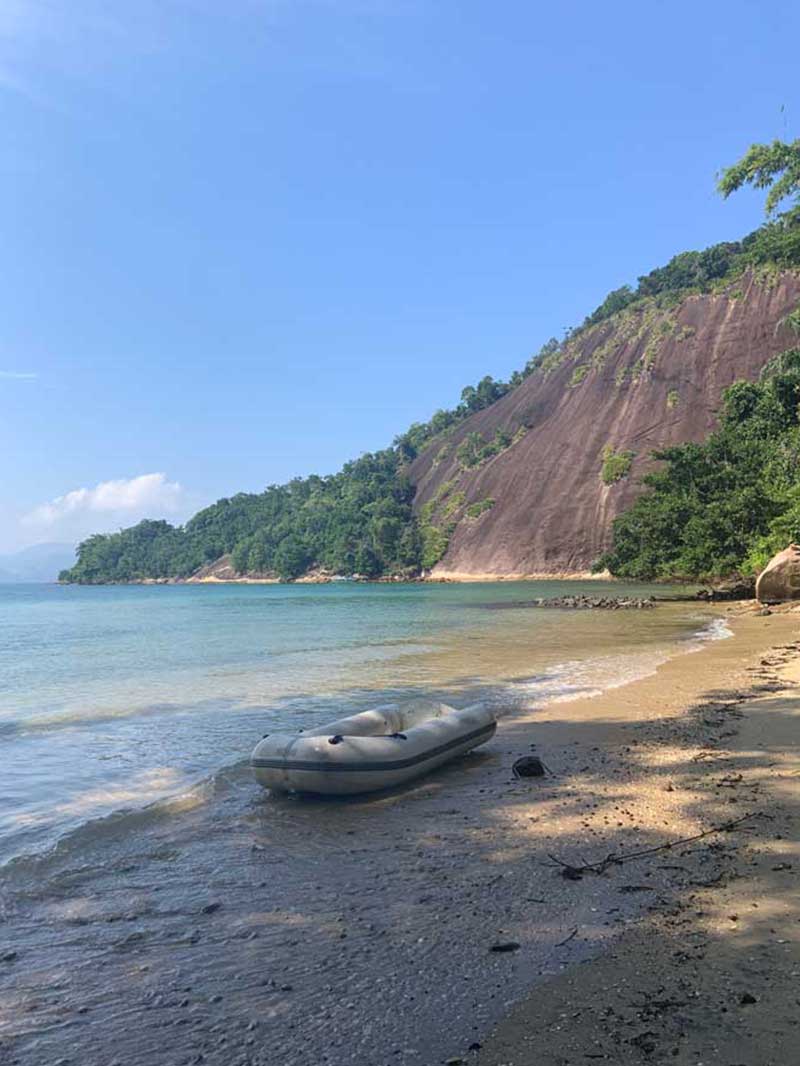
[546,812,757,879]
[554,926,578,947]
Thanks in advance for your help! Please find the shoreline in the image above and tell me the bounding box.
[1,608,797,1065]
[55,572,700,587]
[0,602,722,872]
[426,568,614,582]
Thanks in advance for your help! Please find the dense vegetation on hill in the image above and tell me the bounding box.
[393,356,552,460]
[63,451,421,582]
[583,223,800,329]
[598,346,800,579]
[586,138,800,328]
[61,138,800,584]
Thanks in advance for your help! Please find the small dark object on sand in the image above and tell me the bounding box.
[489,941,520,953]
[630,1032,658,1053]
[740,992,757,1005]
[512,755,547,778]
[560,866,583,881]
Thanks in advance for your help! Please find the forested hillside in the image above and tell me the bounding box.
[63,451,419,582]
[61,139,800,584]
[599,347,800,578]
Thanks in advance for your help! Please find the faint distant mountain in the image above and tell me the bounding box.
[0,543,76,583]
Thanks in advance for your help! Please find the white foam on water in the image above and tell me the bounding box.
[692,615,734,643]
[506,612,734,711]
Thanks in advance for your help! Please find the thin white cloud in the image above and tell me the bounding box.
[0,1,424,111]
[0,370,37,380]
[24,473,184,528]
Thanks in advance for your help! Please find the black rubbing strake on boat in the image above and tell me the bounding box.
[251,722,496,773]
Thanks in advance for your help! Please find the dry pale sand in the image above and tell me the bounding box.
[1,608,798,1066]
[426,570,609,582]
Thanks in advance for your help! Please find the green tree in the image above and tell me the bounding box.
[456,431,485,468]
[718,138,800,220]
[273,536,311,580]
[598,349,800,580]
[585,285,635,326]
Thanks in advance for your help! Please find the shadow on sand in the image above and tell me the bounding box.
[1,642,798,1066]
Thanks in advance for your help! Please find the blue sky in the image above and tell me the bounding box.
[1,0,798,552]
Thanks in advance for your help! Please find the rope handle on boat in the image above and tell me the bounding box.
[327,732,407,743]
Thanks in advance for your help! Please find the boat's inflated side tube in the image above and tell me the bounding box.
[251,701,496,795]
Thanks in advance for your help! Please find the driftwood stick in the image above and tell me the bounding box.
[554,926,578,947]
[546,812,757,877]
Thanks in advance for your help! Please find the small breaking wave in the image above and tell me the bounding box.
[507,610,733,710]
[692,615,734,643]
[0,760,251,885]
[507,650,671,709]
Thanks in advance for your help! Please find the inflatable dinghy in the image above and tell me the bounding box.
[251,700,496,795]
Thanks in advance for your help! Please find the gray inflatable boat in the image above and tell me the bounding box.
[251,700,496,795]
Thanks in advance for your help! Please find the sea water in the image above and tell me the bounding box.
[0,579,719,866]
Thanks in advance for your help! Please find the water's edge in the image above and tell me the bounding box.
[1,607,729,879]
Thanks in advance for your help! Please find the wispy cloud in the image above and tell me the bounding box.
[0,1,170,108]
[0,370,38,380]
[24,473,184,528]
[0,1,425,111]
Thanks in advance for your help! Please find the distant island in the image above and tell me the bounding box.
[61,139,800,587]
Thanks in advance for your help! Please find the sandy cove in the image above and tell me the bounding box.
[1,609,798,1066]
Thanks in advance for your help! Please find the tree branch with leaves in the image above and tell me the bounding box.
[718,138,800,221]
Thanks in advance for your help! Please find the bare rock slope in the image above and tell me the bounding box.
[410,270,800,576]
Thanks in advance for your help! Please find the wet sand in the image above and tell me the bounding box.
[1,608,798,1066]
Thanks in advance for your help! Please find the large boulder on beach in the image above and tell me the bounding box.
[756,544,800,603]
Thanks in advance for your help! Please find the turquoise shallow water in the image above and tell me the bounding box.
[0,579,716,864]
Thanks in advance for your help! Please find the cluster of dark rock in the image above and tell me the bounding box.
[533,594,657,610]
[695,576,756,601]
[695,546,800,604]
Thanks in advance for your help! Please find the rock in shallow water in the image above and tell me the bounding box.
[536,595,656,610]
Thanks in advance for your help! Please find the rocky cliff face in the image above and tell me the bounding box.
[409,270,800,576]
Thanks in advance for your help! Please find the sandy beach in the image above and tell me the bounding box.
[475,608,800,1066]
[1,606,798,1066]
